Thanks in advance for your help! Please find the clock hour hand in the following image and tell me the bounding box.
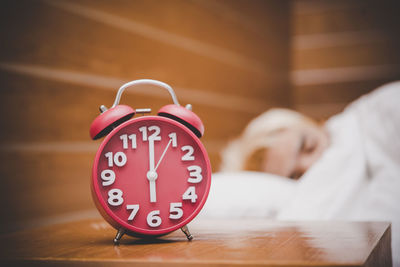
[154,138,173,171]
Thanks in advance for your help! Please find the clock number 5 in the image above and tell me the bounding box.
[169,202,183,219]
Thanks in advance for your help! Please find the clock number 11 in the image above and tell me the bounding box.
[120,134,137,149]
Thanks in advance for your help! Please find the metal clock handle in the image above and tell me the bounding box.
[111,79,180,108]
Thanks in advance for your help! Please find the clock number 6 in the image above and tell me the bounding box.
[105,152,127,167]
[147,210,162,227]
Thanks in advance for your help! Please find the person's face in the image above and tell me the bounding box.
[261,124,329,179]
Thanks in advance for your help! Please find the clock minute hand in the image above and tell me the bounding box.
[147,138,158,203]
[154,138,173,171]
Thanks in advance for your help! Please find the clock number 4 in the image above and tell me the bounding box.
[120,134,137,149]
[105,152,127,167]
[182,186,198,203]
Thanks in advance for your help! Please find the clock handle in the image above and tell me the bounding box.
[111,79,180,108]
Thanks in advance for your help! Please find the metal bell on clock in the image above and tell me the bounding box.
[158,104,205,138]
[89,105,135,140]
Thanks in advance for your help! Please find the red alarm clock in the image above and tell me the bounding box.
[89,79,211,244]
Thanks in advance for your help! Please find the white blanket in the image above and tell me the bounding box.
[200,81,400,265]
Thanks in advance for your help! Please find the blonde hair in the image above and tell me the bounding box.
[219,108,316,171]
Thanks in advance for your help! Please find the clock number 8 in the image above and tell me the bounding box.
[108,189,124,206]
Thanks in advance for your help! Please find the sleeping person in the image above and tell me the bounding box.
[199,81,400,266]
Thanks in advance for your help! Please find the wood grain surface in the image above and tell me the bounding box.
[0,219,392,266]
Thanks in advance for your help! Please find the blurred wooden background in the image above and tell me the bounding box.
[0,0,290,231]
[0,0,399,232]
[291,0,400,118]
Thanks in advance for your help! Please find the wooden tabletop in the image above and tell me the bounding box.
[0,219,392,267]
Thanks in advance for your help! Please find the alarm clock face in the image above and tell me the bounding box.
[92,116,211,236]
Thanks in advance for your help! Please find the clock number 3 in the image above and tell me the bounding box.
[187,166,203,183]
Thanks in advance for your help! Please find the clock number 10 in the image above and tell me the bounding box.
[105,152,127,167]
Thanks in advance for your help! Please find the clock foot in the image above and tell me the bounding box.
[181,225,193,241]
[113,228,126,245]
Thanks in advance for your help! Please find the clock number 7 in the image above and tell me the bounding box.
[126,204,139,221]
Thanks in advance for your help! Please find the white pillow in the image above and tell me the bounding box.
[198,171,297,219]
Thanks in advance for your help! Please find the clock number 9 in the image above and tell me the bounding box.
[101,170,115,186]
[108,189,123,206]
[105,152,127,167]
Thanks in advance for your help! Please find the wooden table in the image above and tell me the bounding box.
[0,219,392,266]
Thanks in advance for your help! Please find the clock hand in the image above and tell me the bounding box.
[154,138,173,171]
[148,138,155,171]
[147,138,158,203]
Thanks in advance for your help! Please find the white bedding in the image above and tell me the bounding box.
[200,81,400,265]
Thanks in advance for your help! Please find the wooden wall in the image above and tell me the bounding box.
[0,0,290,231]
[291,0,400,118]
